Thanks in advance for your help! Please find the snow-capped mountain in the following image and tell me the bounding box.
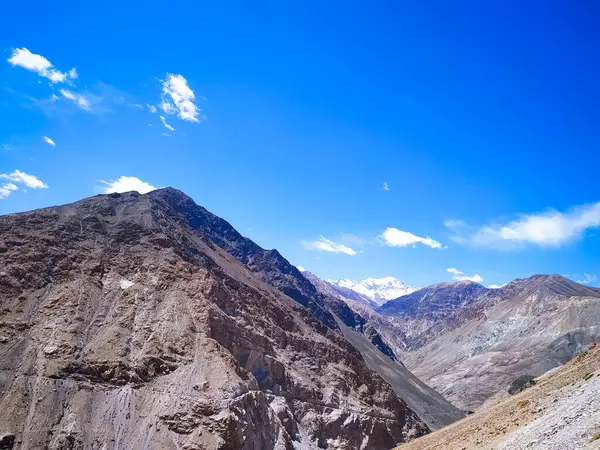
[329,277,418,305]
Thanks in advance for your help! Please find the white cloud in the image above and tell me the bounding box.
[0,182,19,199]
[383,182,390,191]
[2,144,12,151]
[43,136,56,147]
[1,170,48,189]
[576,273,597,285]
[8,48,77,84]
[447,202,600,250]
[0,170,48,199]
[100,176,157,194]
[60,89,90,111]
[160,73,201,122]
[296,266,306,272]
[147,104,157,113]
[446,267,483,283]
[379,227,444,249]
[302,236,357,255]
[159,115,175,132]
[0,188,13,200]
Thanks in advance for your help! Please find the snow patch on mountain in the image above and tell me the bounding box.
[329,277,417,305]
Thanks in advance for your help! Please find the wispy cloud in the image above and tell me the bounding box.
[488,284,506,289]
[302,236,357,255]
[8,48,77,84]
[160,73,202,122]
[21,83,129,117]
[0,182,19,199]
[59,89,90,111]
[2,144,12,151]
[43,136,56,147]
[159,115,175,132]
[339,232,369,247]
[100,176,157,194]
[147,104,157,113]
[0,170,48,199]
[446,202,600,250]
[446,267,483,283]
[379,227,444,249]
[383,182,390,191]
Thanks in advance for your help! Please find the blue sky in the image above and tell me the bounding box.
[1,1,599,288]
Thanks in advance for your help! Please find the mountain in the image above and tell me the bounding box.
[300,270,379,310]
[300,270,396,360]
[301,270,465,430]
[378,280,490,351]
[329,277,417,306]
[0,189,431,449]
[152,188,405,372]
[379,275,600,411]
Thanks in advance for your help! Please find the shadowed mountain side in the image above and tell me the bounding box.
[332,315,465,431]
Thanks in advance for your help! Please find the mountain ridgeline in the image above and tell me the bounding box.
[0,188,455,450]
[303,271,600,413]
[151,189,399,362]
[2,187,597,449]
[376,275,600,410]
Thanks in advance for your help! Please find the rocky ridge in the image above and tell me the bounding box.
[0,189,429,449]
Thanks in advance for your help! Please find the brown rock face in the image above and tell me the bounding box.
[0,189,428,449]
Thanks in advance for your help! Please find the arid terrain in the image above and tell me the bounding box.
[320,273,600,412]
[0,189,439,449]
[395,343,600,449]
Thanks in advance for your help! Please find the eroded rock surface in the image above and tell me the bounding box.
[0,189,428,449]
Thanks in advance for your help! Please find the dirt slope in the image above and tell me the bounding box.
[395,343,600,450]
[333,316,464,431]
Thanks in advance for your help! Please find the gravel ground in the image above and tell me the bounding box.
[396,344,600,450]
[498,375,600,449]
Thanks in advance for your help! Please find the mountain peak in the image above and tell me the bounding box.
[329,276,417,305]
[501,273,600,297]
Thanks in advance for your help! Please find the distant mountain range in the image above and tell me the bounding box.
[308,270,600,412]
[391,275,600,410]
[328,277,417,306]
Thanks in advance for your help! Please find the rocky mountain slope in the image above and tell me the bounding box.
[329,278,416,306]
[379,275,600,411]
[395,342,600,450]
[151,189,401,372]
[378,280,490,351]
[0,189,431,450]
[302,271,464,430]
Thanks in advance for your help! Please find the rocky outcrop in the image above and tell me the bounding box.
[0,189,428,449]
